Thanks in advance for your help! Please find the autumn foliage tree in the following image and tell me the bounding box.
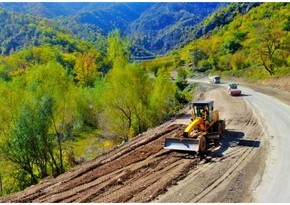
[74,49,102,87]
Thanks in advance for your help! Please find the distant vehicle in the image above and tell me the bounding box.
[228,83,242,96]
[209,75,220,84]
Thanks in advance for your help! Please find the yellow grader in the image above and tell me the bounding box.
[164,100,225,153]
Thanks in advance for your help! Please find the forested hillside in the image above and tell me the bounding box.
[0,2,263,56]
[150,2,289,80]
[127,2,228,55]
[0,2,230,56]
[175,2,262,50]
[68,3,155,35]
[0,8,105,56]
[0,2,113,18]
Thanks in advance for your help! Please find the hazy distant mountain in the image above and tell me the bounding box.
[0,2,262,56]
[69,3,155,35]
[0,2,113,18]
[127,2,229,55]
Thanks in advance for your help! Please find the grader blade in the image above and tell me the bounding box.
[164,137,200,152]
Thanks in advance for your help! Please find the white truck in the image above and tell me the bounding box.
[209,75,221,84]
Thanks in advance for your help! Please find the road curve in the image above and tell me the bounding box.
[241,86,290,202]
[189,78,290,202]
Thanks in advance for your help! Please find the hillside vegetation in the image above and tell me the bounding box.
[0,2,114,18]
[0,9,89,54]
[0,28,190,195]
[177,2,290,79]
[174,2,261,50]
[127,2,228,55]
[146,3,289,81]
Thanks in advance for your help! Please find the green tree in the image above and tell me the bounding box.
[102,30,136,141]
[149,68,177,124]
[222,37,242,54]
[254,21,287,75]
[103,63,153,142]
[3,95,55,185]
[176,67,188,91]
[189,48,204,67]
[24,62,84,174]
[107,30,130,69]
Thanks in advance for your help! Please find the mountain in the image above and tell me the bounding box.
[0,2,113,18]
[0,2,156,55]
[68,3,155,35]
[0,2,226,55]
[0,2,262,56]
[127,3,229,55]
[175,2,262,51]
[0,2,155,35]
[0,8,99,55]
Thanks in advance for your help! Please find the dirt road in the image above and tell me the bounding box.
[154,83,264,203]
[1,78,289,202]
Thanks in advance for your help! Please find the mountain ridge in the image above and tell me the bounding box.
[0,2,260,56]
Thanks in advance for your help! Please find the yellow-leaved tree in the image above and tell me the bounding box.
[74,49,102,87]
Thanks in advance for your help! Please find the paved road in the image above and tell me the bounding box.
[188,78,290,202]
[241,86,290,202]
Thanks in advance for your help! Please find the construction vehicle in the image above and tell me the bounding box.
[209,75,221,84]
[164,100,225,153]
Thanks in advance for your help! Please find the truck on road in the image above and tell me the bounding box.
[209,75,221,84]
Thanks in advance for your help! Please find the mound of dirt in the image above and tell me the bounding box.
[260,76,290,93]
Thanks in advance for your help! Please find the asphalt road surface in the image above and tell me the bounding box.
[241,86,290,202]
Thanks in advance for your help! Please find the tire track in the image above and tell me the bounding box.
[190,89,263,202]
[154,85,264,203]
[191,147,254,202]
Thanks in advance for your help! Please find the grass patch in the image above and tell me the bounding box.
[67,128,117,161]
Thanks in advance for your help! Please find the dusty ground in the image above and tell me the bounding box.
[154,84,265,203]
[1,76,290,203]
